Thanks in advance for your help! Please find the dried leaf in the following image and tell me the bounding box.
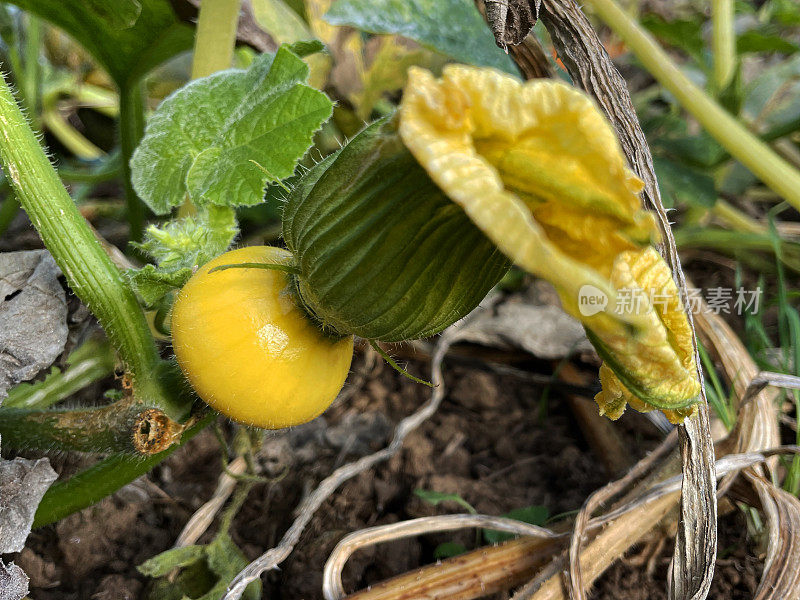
[453,300,592,359]
[0,560,28,600]
[0,250,68,403]
[693,295,795,598]
[748,474,800,599]
[693,296,781,462]
[484,0,540,48]
[0,447,58,553]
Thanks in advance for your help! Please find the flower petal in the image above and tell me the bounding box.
[398,65,652,334]
[399,65,699,422]
[589,247,701,419]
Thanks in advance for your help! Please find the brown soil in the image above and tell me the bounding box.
[12,351,761,599]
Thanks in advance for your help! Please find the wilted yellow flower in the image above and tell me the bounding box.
[592,248,700,423]
[398,65,700,423]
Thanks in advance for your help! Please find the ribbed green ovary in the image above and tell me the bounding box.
[283,120,510,342]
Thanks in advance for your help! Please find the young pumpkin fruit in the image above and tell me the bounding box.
[171,246,354,429]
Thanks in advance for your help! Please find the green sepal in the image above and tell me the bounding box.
[126,264,193,308]
[128,206,237,307]
[133,206,238,271]
[284,117,511,342]
[138,545,206,578]
[138,533,260,600]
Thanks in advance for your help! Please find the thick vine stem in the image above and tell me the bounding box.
[0,399,183,454]
[33,412,215,528]
[119,82,146,241]
[190,0,243,79]
[0,72,167,408]
[711,0,736,92]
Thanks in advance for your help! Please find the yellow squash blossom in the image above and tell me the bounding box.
[398,65,700,423]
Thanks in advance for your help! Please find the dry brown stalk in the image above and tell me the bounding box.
[692,293,781,463]
[748,473,800,599]
[342,536,564,600]
[323,515,562,600]
[327,450,792,600]
[475,0,553,80]
[693,300,800,600]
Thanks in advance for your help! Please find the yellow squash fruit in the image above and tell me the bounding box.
[398,65,701,422]
[171,246,354,429]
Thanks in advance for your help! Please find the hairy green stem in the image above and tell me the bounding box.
[3,338,115,410]
[583,0,800,212]
[711,0,735,92]
[190,0,242,79]
[0,73,162,400]
[33,413,214,528]
[119,82,147,241]
[0,400,176,454]
[369,340,434,387]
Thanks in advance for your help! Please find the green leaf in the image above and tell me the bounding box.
[131,46,333,214]
[768,0,800,26]
[642,110,726,168]
[653,156,716,209]
[433,541,467,559]
[85,0,142,30]
[138,533,261,600]
[138,545,205,578]
[126,264,193,307]
[201,534,261,600]
[135,206,238,271]
[483,505,549,545]
[6,0,193,87]
[413,489,476,514]
[641,15,707,70]
[323,0,517,74]
[737,28,799,55]
[743,53,800,135]
[251,0,314,45]
[286,39,327,58]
